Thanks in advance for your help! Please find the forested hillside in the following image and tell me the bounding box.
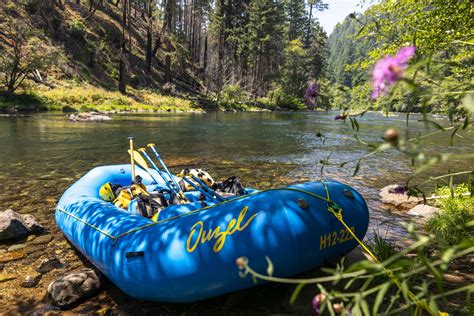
[0,0,328,111]
[326,0,473,113]
[326,14,374,88]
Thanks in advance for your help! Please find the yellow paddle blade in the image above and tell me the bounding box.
[128,149,148,169]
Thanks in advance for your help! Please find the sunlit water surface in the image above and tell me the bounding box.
[0,111,472,243]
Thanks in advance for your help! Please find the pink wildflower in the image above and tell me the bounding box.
[371,46,416,99]
[305,82,319,106]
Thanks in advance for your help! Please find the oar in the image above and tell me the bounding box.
[146,144,188,201]
[139,148,188,202]
[127,150,160,185]
[190,175,225,202]
[147,144,182,190]
[182,177,219,203]
[128,137,136,182]
[128,149,149,170]
[137,148,176,193]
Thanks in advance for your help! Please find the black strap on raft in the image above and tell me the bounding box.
[136,192,168,218]
[214,176,246,195]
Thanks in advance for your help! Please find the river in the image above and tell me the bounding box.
[0,111,472,313]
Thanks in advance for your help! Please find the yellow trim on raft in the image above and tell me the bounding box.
[57,186,331,242]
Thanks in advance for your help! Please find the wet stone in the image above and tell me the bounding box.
[32,234,53,245]
[0,272,16,283]
[36,257,62,274]
[48,268,101,307]
[24,244,44,254]
[21,273,42,288]
[7,243,26,252]
[0,251,26,263]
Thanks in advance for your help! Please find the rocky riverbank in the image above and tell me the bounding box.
[0,206,370,314]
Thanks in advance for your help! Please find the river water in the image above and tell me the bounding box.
[0,111,472,313]
[0,111,472,242]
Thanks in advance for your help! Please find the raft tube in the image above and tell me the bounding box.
[55,164,369,302]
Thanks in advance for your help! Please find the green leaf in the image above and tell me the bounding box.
[462,115,470,130]
[360,298,370,316]
[372,283,391,315]
[450,125,461,146]
[418,119,446,131]
[289,283,306,305]
[353,159,361,177]
[265,256,274,276]
[462,94,474,114]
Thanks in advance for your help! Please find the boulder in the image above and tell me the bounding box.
[69,112,112,122]
[379,185,419,209]
[22,214,44,234]
[0,210,29,240]
[0,210,44,241]
[407,204,440,219]
[48,269,101,307]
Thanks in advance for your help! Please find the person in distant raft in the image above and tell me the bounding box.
[99,175,171,218]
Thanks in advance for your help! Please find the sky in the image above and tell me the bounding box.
[314,0,372,35]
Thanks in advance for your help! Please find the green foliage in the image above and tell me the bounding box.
[280,39,310,96]
[22,0,42,13]
[367,231,397,261]
[239,222,474,314]
[0,91,47,111]
[0,13,57,94]
[68,20,86,40]
[219,85,251,110]
[327,14,374,87]
[427,185,474,245]
[268,85,305,110]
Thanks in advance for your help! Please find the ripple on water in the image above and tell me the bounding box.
[0,111,472,244]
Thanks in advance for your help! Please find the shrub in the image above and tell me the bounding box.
[427,184,474,245]
[367,230,398,261]
[268,86,305,110]
[219,85,250,110]
[68,20,86,39]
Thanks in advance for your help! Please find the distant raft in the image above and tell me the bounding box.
[55,164,369,302]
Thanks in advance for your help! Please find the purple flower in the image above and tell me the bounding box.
[305,82,319,106]
[371,46,416,99]
[312,293,326,314]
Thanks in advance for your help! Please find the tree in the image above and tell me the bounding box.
[281,39,310,96]
[0,17,55,94]
[118,0,128,93]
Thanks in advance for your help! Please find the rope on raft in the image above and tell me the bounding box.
[57,181,446,315]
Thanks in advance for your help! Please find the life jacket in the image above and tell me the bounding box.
[214,176,246,196]
[113,183,149,210]
[177,168,215,191]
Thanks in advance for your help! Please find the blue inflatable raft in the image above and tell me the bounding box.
[55,164,369,302]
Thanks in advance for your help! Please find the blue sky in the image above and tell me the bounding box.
[313,0,372,35]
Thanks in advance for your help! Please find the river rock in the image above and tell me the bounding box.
[37,257,62,274]
[407,204,440,219]
[22,273,42,288]
[7,243,26,252]
[69,112,112,122]
[0,250,26,263]
[0,272,16,283]
[379,185,419,209]
[48,269,101,307]
[0,210,45,241]
[32,234,53,245]
[0,210,29,240]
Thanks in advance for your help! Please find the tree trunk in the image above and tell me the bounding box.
[164,0,174,83]
[145,0,153,73]
[118,0,128,94]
